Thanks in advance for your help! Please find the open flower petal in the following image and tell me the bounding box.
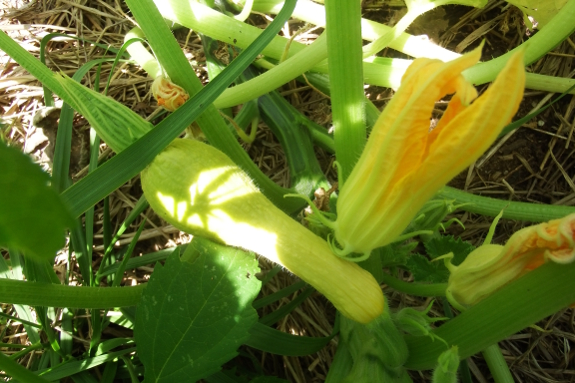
[334,47,526,256]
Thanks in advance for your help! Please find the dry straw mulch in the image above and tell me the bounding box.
[1,0,575,382]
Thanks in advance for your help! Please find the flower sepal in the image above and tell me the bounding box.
[432,346,460,383]
[394,300,449,346]
[406,198,467,239]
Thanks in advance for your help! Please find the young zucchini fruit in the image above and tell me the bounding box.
[141,138,385,324]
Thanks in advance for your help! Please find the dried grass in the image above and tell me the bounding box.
[1,0,574,381]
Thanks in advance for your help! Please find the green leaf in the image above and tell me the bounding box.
[0,143,74,260]
[405,235,475,283]
[380,243,415,268]
[36,348,137,381]
[406,254,448,284]
[406,236,474,283]
[425,235,475,265]
[136,237,261,382]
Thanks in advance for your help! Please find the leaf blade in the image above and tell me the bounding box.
[136,238,261,382]
[0,143,74,260]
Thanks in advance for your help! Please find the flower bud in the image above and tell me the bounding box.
[432,346,460,383]
[394,301,448,344]
[447,213,575,307]
[405,198,463,235]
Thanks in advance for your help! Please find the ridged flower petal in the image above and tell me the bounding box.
[334,47,525,256]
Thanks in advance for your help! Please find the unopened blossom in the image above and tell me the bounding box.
[447,213,575,306]
[333,46,525,258]
[151,76,189,111]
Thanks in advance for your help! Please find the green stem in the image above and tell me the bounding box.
[120,355,140,383]
[0,279,145,308]
[482,344,515,383]
[124,28,162,79]
[154,0,299,62]
[520,72,575,95]
[253,0,459,61]
[248,56,409,115]
[234,0,255,22]
[464,0,575,86]
[361,0,481,59]
[381,273,447,297]
[253,0,575,94]
[215,34,328,109]
[325,0,366,183]
[437,186,575,222]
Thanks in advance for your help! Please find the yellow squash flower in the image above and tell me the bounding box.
[447,213,575,307]
[151,76,189,112]
[333,46,525,258]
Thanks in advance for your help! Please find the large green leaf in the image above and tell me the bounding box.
[136,237,261,382]
[0,143,74,260]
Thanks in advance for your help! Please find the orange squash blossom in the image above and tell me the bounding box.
[333,45,526,259]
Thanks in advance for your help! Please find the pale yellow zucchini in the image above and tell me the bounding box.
[141,138,385,324]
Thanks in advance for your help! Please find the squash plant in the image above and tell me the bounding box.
[1,0,575,382]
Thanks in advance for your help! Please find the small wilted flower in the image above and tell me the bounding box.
[447,213,575,307]
[151,76,189,111]
[332,45,525,258]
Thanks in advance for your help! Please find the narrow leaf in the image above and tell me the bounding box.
[245,322,335,356]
